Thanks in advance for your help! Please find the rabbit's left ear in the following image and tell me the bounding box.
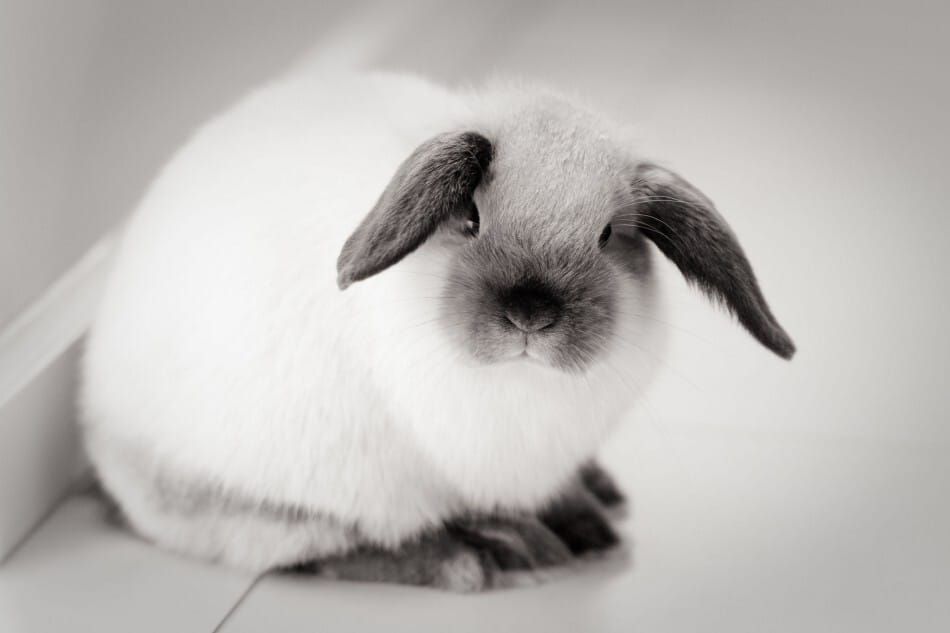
[630,163,796,359]
[337,131,493,289]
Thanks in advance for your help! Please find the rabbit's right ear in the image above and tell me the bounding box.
[337,131,493,289]
[629,163,796,359]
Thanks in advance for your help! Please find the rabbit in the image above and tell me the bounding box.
[79,70,794,591]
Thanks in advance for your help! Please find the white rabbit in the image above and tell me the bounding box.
[79,71,793,590]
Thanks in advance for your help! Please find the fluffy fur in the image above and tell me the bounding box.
[79,71,789,578]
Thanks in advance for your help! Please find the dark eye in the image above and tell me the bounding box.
[598,223,612,248]
[464,203,480,237]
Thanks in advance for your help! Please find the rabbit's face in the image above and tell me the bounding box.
[439,221,624,372]
[338,94,795,367]
[435,120,650,371]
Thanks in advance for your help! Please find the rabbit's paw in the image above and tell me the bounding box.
[579,460,626,509]
[450,515,572,567]
[539,483,620,556]
[299,528,500,592]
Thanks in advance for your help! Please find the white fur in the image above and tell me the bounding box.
[79,71,667,570]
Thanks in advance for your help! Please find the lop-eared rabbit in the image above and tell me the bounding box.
[81,72,794,590]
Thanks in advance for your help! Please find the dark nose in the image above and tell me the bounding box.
[501,283,562,333]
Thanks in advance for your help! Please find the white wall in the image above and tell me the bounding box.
[1,0,108,329]
[0,0,364,329]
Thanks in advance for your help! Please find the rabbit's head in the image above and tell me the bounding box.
[337,92,794,374]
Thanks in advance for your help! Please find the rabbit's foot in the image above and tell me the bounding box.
[293,468,624,591]
[296,528,500,592]
[539,481,619,556]
[298,515,572,591]
[448,514,573,575]
[579,460,626,508]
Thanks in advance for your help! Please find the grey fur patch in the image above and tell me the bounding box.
[151,470,330,524]
[630,163,796,359]
[336,131,493,289]
[99,433,350,528]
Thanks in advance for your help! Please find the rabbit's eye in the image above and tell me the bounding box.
[598,223,612,248]
[464,203,480,237]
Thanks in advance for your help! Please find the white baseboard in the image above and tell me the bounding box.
[0,232,117,408]
[0,232,117,561]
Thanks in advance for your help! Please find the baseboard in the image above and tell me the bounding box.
[0,232,117,561]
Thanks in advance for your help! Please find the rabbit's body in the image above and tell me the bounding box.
[80,72,666,573]
[81,70,794,587]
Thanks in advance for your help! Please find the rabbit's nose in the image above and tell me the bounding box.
[505,308,557,332]
[501,283,562,333]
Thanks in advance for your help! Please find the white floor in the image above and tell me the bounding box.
[2,430,946,632]
[2,1,948,631]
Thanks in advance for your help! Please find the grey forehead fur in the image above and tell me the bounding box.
[476,93,624,244]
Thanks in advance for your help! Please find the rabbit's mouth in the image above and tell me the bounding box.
[442,305,610,374]
[499,337,545,364]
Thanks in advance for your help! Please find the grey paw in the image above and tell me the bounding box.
[289,529,498,591]
[579,461,626,508]
[539,485,619,556]
[448,515,573,573]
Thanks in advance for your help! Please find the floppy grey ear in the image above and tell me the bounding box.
[336,131,493,289]
[630,163,795,359]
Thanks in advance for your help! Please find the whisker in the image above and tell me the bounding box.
[608,331,703,393]
[613,309,715,345]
